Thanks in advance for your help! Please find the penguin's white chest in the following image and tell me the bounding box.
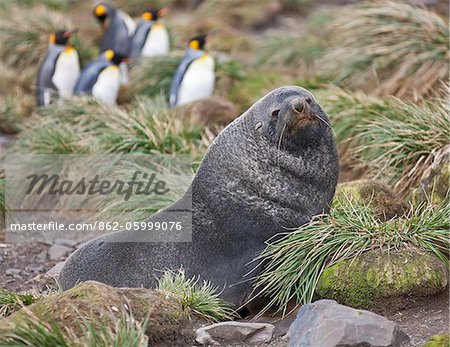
[142,24,169,57]
[177,55,215,106]
[52,48,80,98]
[92,65,121,105]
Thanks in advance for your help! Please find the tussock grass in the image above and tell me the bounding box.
[0,288,37,316]
[14,96,212,158]
[0,5,71,69]
[0,65,35,133]
[317,86,450,195]
[355,92,450,197]
[251,195,450,316]
[323,1,449,98]
[256,11,333,74]
[0,310,148,347]
[1,0,70,11]
[157,269,234,322]
[130,56,182,100]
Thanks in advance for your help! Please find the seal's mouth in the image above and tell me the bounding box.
[287,97,316,130]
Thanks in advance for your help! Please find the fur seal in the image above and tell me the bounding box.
[59,86,339,306]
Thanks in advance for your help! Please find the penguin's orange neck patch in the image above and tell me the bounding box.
[49,34,56,44]
[65,45,75,53]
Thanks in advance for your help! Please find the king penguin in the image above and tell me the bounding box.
[93,2,136,85]
[36,29,80,107]
[169,34,215,107]
[130,8,169,59]
[74,49,129,105]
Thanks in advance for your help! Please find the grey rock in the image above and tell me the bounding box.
[0,255,4,263]
[25,265,45,273]
[287,300,410,347]
[36,251,47,261]
[46,261,65,276]
[48,245,72,260]
[54,238,78,248]
[196,321,274,345]
[5,268,21,276]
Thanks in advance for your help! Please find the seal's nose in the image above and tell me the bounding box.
[290,97,306,114]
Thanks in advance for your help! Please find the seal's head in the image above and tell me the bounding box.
[253,86,332,152]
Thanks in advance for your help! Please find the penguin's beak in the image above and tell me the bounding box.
[121,58,132,64]
[63,29,78,38]
[158,8,168,17]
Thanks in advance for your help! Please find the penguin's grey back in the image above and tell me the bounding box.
[100,9,135,55]
[169,48,204,107]
[36,44,66,106]
[74,56,111,94]
[130,20,153,59]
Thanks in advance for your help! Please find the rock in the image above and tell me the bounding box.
[54,238,78,248]
[424,334,450,347]
[46,261,65,276]
[0,281,199,346]
[287,299,410,347]
[316,249,448,311]
[196,321,274,345]
[333,179,406,220]
[5,268,21,277]
[48,244,72,260]
[35,251,47,261]
[25,265,44,273]
[179,96,238,127]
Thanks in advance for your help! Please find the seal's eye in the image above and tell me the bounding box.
[305,97,313,105]
[272,109,280,117]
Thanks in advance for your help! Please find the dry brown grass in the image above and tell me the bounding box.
[322,1,449,99]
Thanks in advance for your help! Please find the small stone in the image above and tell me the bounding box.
[48,245,72,261]
[25,265,44,273]
[54,238,78,248]
[195,321,274,345]
[46,262,65,276]
[36,251,47,262]
[287,299,410,347]
[0,255,4,263]
[5,268,21,276]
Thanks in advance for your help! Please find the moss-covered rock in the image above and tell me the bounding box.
[316,249,448,311]
[410,145,450,206]
[333,179,407,221]
[0,281,200,345]
[424,334,450,347]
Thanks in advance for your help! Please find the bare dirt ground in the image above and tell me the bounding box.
[1,241,448,346]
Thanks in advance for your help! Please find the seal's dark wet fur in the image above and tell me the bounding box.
[59,86,339,306]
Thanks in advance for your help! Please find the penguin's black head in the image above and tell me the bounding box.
[188,34,208,51]
[104,49,131,65]
[142,8,167,21]
[50,29,77,45]
[93,3,111,25]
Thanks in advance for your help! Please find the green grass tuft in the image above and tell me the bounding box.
[0,288,38,316]
[157,269,235,322]
[354,91,450,196]
[251,195,450,316]
[0,310,148,347]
